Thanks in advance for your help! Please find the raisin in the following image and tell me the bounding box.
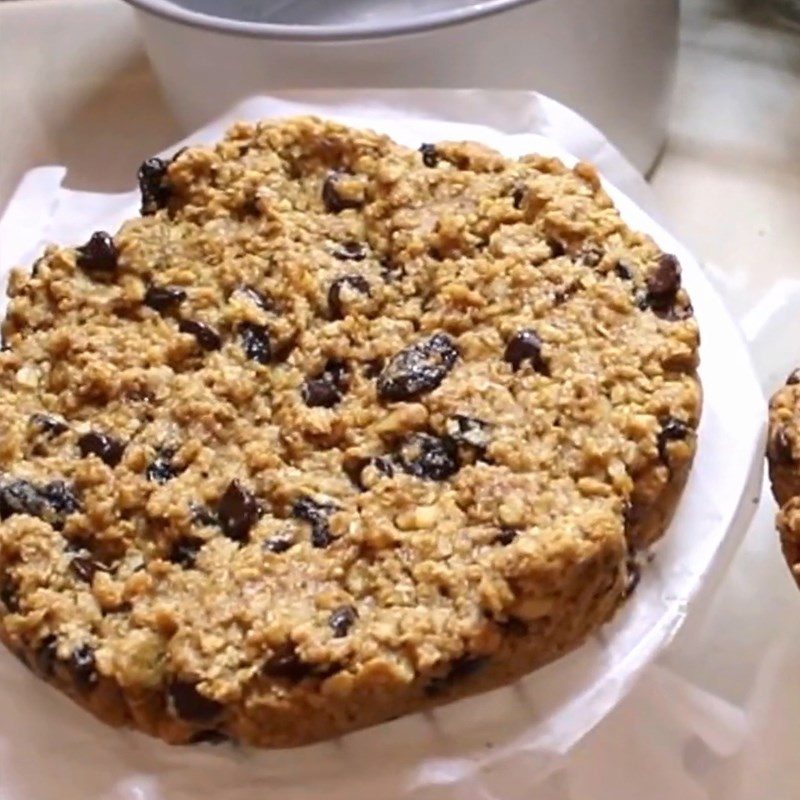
[657,417,690,462]
[41,481,80,516]
[322,171,363,213]
[328,274,370,320]
[30,413,68,437]
[169,537,204,568]
[333,241,367,261]
[328,605,357,638]
[302,359,348,408]
[76,232,118,274]
[239,323,271,365]
[419,143,439,168]
[144,285,186,314]
[35,634,59,676]
[78,431,125,467]
[263,533,294,554]
[262,643,313,682]
[146,448,178,484]
[169,680,223,723]
[178,319,222,351]
[787,368,800,386]
[645,254,681,310]
[615,261,634,281]
[217,480,258,542]
[492,527,518,546]
[445,415,490,451]
[377,333,459,402]
[69,644,98,691]
[138,156,171,216]
[511,185,525,209]
[0,480,47,519]
[398,433,459,481]
[292,496,338,548]
[770,427,795,465]
[504,329,549,375]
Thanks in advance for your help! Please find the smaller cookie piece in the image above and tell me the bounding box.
[767,368,800,587]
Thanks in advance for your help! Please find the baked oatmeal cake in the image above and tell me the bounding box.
[767,369,800,586]
[0,117,701,747]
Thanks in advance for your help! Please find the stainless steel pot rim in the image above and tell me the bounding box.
[124,0,541,41]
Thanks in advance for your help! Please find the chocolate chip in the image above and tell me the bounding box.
[262,643,312,682]
[377,333,459,402]
[333,241,367,261]
[146,448,178,484]
[302,359,348,409]
[398,433,459,481]
[328,605,357,638]
[645,254,681,310]
[70,554,100,583]
[511,185,525,209]
[30,413,68,437]
[492,527,517,546]
[0,579,19,612]
[78,431,125,467]
[419,143,439,167]
[504,329,549,375]
[35,634,58,676]
[292,496,338,548]
[138,156,171,216]
[68,644,99,691]
[263,533,294,554]
[657,417,690,462]
[76,232,118,274]
[445,415,490,451]
[322,171,363,213]
[178,319,222,351]
[169,537,204,568]
[217,480,258,542]
[614,261,634,281]
[188,730,230,745]
[239,323,271,365]
[787,368,800,386]
[144,285,186,314]
[0,480,48,520]
[770,427,795,465]
[169,680,223,723]
[328,274,371,320]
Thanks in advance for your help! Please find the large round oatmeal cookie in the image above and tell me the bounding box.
[0,117,701,747]
[767,369,800,587]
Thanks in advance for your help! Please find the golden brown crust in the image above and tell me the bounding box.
[0,117,701,747]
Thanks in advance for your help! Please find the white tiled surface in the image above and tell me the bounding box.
[0,1,798,798]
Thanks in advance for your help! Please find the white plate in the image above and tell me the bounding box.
[0,93,765,800]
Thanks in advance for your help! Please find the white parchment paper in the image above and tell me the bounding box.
[0,92,765,800]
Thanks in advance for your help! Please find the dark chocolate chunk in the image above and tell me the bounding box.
[322,171,363,213]
[178,319,222,351]
[419,143,439,168]
[657,417,690,462]
[614,261,634,281]
[333,240,367,262]
[328,274,371,320]
[492,527,518,546]
[328,605,357,638]
[292,496,338,548]
[138,156,171,216]
[146,448,178,484]
[169,680,223,723]
[445,415,490,451]
[35,634,58,676]
[76,232,118,274]
[30,413,68,437]
[239,323,271,365]
[217,480,258,542]
[69,644,98,691]
[169,537,204,568]
[377,333,459,402]
[263,533,295,554]
[0,479,48,520]
[398,433,459,481]
[302,359,348,408]
[504,329,549,375]
[144,285,186,314]
[262,642,312,682]
[78,431,126,467]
